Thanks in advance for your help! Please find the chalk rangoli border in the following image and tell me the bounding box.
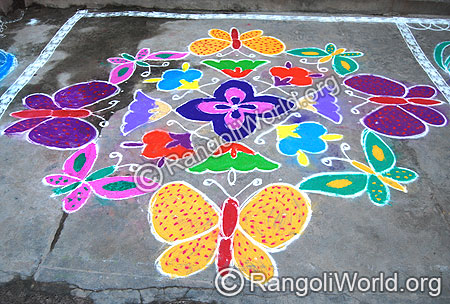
[1,10,449,119]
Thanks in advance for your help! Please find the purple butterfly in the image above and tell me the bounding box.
[43,143,160,213]
[3,81,119,149]
[344,74,447,138]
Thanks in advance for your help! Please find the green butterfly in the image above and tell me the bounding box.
[434,41,450,75]
[298,130,418,206]
[287,43,363,76]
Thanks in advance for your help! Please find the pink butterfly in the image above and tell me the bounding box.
[107,48,189,84]
[42,143,160,213]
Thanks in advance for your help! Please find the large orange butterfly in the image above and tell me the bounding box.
[189,28,286,56]
[148,182,311,282]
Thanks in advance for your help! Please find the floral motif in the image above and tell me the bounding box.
[176,80,294,142]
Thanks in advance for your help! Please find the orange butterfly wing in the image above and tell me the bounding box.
[239,30,263,40]
[233,229,276,282]
[189,29,231,56]
[149,182,220,243]
[241,30,285,55]
[149,182,221,277]
[238,184,312,250]
[156,228,220,278]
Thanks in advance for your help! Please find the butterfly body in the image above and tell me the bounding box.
[217,198,239,273]
[11,108,91,119]
[344,74,447,138]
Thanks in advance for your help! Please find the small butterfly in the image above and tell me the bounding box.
[299,130,418,206]
[43,143,159,213]
[189,28,285,56]
[3,81,119,150]
[108,48,189,84]
[344,74,447,139]
[149,182,311,282]
[287,43,363,76]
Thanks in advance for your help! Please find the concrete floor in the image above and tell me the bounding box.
[0,7,449,304]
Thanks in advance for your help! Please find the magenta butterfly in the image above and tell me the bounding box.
[344,74,447,139]
[3,81,119,150]
[108,48,189,84]
[43,143,160,213]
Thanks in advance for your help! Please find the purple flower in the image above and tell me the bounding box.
[176,80,294,141]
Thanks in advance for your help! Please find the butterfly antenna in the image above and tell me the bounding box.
[216,50,236,57]
[237,49,256,58]
[320,143,352,167]
[254,112,302,145]
[203,179,231,198]
[172,91,192,100]
[90,113,109,127]
[234,178,263,199]
[109,151,123,167]
[94,100,120,113]
[198,77,220,89]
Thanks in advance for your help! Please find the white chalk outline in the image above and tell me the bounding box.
[396,22,450,103]
[1,10,450,120]
[0,10,88,119]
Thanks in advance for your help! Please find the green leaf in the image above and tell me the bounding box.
[121,53,135,61]
[53,182,81,196]
[86,166,116,182]
[433,41,450,71]
[361,130,395,173]
[102,181,137,191]
[188,151,279,173]
[286,48,328,57]
[299,173,368,197]
[367,175,390,206]
[332,56,359,76]
[73,153,86,173]
[382,166,418,183]
[136,61,150,67]
[202,59,267,71]
[325,43,336,53]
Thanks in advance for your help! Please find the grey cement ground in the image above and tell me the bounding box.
[0,7,449,304]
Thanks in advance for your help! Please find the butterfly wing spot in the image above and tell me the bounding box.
[157,228,219,278]
[189,39,231,56]
[239,185,311,250]
[150,183,219,243]
[233,229,275,282]
[242,37,286,55]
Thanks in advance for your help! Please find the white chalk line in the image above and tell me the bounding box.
[397,22,450,103]
[0,10,88,120]
[1,10,450,119]
[84,11,450,25]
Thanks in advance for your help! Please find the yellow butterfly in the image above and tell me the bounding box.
[189,28,286,56]
[149,182,311,282]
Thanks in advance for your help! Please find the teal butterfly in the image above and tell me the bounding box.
[434,41,450,75]
[298,130,418,206]
[287,43,363,76]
